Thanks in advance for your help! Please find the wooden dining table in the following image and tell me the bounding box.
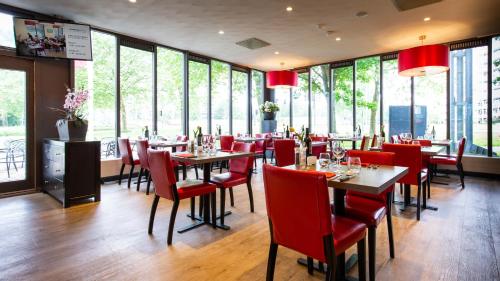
[284,163,408,280]
[170,150,254,231]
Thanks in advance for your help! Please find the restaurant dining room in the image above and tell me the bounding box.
[0,0,499,280]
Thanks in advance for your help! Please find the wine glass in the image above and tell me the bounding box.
[348,157,362,175]
[319,153,330,169]
[332,142,345,167]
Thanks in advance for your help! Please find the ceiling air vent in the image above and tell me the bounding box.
[391,0,443,11]
[236,38,270,50]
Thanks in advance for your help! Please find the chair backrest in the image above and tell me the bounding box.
[274,139,296,167]
[254,134,265,152]
[360,136,370,150]
[311,143,328,158]
[262,164,333,261]
[311,136,328,142]
[415,139,432,147]
[147,149,178,200]
[229,142,255,175]
[118,138,134,165]
[176,135,188,152]
[346,150,395,201]
[382,143,422,185]
[220,135,234,151]
[136,140,150,170]
[457,137,467,163]
[370,134,378,148]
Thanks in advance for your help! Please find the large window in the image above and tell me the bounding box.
[275,88,290,130]
[355,57,380,137]
[414,73,447,140]
[310,65,329,134]
[119,46,153,138]
[292,72,309,130]
[157,47,184,137]
[188,61,209,135]
[382,59,411,139]
[75,31,117,145]
[211,61,230,134]
[232,70,249,135]
[332,66,354,137]
[0,12,14,48]
[251,71,264,133]
[450,46,489,155]
[493,36,500,156]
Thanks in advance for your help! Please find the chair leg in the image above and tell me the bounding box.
[266,243,279,281]
[229,187,235,207]
[422,180,427,208]
[220,161,223,174]
[146,174,152,195]
[399,183,403,194]
[386,192,395,259]
[368,227,376,281]
[417,182,422,221]
[247,181,254,212]
[194,165,199,179]
[175,166,180,181]
[271,151,274,163]
[118,163,125,185]
[148,195,160,234]
[190,197,195,219]
[127,164,135,189]
[211,192,216,228]
[458,163,465,189]
[427,173,431,199]
[307,257,314,275]
[182,165,187,180]
[198,195,203,217]
[358,237,367,281]
[136,168,143,191]
[167,200,180,245]
[220,188,226,226]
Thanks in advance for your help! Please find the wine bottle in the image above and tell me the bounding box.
[144,126,149,139]
[305,128,312,157]
[357,125,361,138]
[286,125,290,139]
[431,126,436,140]
[381,124,386,138]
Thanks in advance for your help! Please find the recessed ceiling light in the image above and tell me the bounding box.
[218,30,224,35]
[286,6,293,12]
[424,17,431,22]
[335,37,341,41]
[274,51,280,55]
[129,0,136,3]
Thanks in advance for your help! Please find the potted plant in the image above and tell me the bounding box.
[52,87,89,141]
[259,101,280,120]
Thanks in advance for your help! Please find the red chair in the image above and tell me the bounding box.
[220,135,234,152]
[262,164,367,281]
[429,137,466,189]
[274,139,296,167]
[136,140,153,194]
[359,136,369,151]
[345,150,395,281]
[382,143,427,220]
[370,134,379,148]
[147,149,216,245]
[255,133,267,165]
[118,138,140,188]
[210,142,255,227]
[175,135,188,152]
[264,134,275,163]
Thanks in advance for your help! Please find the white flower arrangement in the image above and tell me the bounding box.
[259,101,280,113]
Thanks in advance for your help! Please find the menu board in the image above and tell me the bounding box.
[14,18,92,61]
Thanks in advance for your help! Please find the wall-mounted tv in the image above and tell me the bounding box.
[13,18,92,61]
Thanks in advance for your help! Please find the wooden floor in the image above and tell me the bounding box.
[0,163,499,281]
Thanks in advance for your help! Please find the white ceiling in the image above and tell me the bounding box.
[2,0,500,71]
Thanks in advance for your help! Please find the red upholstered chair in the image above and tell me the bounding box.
[274,139,296,167]
[176,135,188,152]
[262,164,367,281]
[220,135,234,152]
[118,138,140,188]
[359,136,370,151]
[311,136,328,142]
[136,140,153,194]
[264,134,275,163]
[414,140,432,196]
[147,149,216,245]
[370,134,379,148]
[210,142,255,226]
[255,133,267,165]
[345,150,396,281]
[382,143,427,220]
[429,137,466,189]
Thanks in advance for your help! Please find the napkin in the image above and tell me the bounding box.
[305,170,336,178]
[176,153,195,158]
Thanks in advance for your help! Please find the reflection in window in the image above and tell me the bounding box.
[275,88,290,131]
[382,59,411,139]
[188,61,209,135]
[120,46,153,138]
[493,36,500,156]
[211,61,230,134]
[232,70,249,135]
[75,31,117,150]
[332,66,354,137]
[355,57,380,137]
[251,71,264,134]
[292,72,309,130]
[0,12,15,48]
[157,47,184,137]
[450,46,489,155]
[310,65,329,134]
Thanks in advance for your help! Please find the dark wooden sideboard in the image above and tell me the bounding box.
[42,139,101,208]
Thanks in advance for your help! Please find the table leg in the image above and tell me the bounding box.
[172,146,177,153]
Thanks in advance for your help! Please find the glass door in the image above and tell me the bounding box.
[0,56,34,193]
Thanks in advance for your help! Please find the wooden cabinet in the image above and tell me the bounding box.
[42,139,101,208]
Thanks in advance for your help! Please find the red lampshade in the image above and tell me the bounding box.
[266,70,298,88]
[398,44,449,77]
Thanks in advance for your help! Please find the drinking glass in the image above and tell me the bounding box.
[319,153,330,169]
[348,157,362,175]
[406,133,413,142]
[332,142,345,166]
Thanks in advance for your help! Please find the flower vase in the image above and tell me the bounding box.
[263,112,276,120]
[56,119,88,141]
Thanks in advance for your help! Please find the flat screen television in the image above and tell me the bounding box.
[13,18,92,61]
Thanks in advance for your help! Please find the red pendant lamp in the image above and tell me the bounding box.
[266,70,298,88]
[398,36,449,77]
